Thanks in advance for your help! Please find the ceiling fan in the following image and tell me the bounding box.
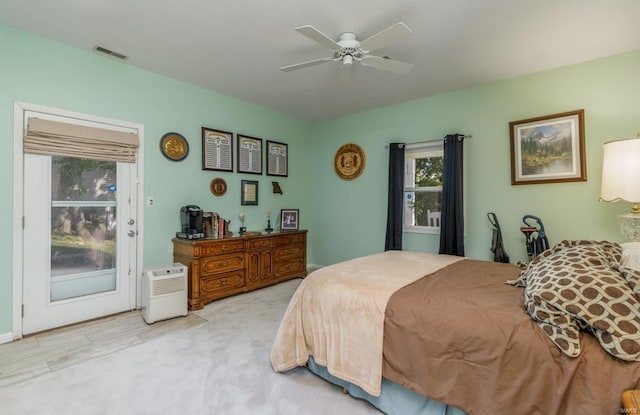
[281,22,414,75]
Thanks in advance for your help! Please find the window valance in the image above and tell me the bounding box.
[24,117,139,163]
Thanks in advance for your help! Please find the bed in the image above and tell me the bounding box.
[271,242,640,415]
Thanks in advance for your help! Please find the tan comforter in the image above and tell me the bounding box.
[270,250,462,396]
[383,259,640,415]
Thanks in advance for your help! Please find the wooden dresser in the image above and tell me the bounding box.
[173,230,307,310]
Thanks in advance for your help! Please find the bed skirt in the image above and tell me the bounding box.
[306,357,468,415]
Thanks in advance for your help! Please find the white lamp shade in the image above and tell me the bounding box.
[600,138,640,203]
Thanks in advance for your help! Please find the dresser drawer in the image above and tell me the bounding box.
[200,240,245,256]
[274,244,305,261]
[274,258,306,277]
[247,238,274,249]
[200,271,245,296]
[274,233,305,245]
[201,252,245,275]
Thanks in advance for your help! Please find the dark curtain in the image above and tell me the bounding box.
[439,134,465,256]
[385,143,405,250]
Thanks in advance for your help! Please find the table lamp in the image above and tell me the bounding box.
[600,134,640,242]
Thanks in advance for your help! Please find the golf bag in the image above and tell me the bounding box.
[487,212,510,263]
[520,215,550,261]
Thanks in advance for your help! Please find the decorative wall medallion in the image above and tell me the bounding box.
[160,132,189,161]
[334,143,366,180]
[210,178,227,196]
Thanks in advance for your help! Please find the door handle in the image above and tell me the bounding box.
[127,230,137,237]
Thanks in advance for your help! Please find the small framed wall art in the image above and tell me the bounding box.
[241,180,259,205]
[202,127,233,172]
[509,109,586,185]
[237,135,263,174]
[266,140,288,177]
[280,209,299,231]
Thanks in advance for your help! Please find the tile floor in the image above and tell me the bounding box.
[0,310,207,387]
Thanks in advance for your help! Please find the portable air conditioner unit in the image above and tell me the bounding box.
[142,263,188,324]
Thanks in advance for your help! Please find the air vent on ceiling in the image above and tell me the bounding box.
[94,46,128,60]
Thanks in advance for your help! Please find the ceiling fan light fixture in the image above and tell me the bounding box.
[281,22,413,75]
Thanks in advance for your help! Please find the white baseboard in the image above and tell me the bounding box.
[307,263,323,273]
[0,331,14,345]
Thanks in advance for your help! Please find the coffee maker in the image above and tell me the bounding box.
[176,205,205,239]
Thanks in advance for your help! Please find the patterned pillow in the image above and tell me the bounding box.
[505,246,556,287]
[519,240,640,360]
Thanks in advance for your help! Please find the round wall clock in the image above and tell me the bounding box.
[210,177,227,196]
[334,143,366,180]
[160,132,189,161]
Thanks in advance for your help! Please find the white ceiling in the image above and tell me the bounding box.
[2,0,640,121]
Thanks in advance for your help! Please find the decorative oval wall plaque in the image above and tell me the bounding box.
[159,132,189,161]
[334,143,366,180]
[210,177,227,196]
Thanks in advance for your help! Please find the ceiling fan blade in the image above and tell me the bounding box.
[280,57,335,72]
[294,25,341,50]
[361,55,413,75]
[359,22,413,53]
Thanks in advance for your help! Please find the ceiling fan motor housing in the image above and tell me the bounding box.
[334,32,362,65]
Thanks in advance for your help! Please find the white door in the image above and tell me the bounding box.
[22,119,138,334]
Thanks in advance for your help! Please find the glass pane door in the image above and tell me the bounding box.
[50,157,118,301]
[23,153,135,335]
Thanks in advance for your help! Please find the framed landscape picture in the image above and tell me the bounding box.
[509,109,586,185]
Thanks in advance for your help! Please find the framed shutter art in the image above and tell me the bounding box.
[237,134,263,174]
[266,140,288,177]
[202,127,233,172]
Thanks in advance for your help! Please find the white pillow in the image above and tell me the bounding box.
[621,242,640,271]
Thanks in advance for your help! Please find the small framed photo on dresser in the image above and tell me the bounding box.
[280,209,299,231]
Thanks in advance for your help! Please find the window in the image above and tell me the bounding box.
[403,141,443,233]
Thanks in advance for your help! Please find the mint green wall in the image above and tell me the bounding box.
[0,25,312,335]
[309,50,640,266]
[2,22,639,337]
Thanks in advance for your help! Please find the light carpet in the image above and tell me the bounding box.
[0,279,380,414]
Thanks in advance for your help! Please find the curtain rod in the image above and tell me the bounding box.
[385,134,472,148]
